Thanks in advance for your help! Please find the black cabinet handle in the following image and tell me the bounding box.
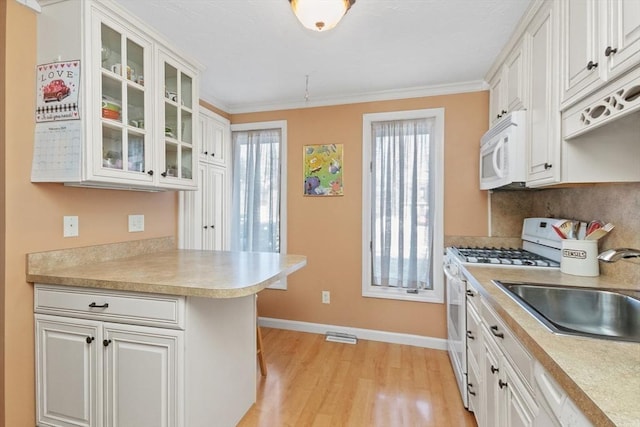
[491,365,499,374]
[544,162,553,170]
[467,383,477,396]
[465,290,474,297]
[161,172,167,177]
[86,336,95,344]
[499,379,508,389]
[103,339,112,347]
[466,330,475,340]
[89,302,109,309]
[490,325,504,339]
[147,170,154,176]
[587,60,598,70]
[605,46,618,57]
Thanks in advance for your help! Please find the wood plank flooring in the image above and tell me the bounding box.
[237,328,477,427]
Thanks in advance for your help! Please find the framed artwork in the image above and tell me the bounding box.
[303,144,343,196]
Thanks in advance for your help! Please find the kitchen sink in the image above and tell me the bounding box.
[493,281,640,343]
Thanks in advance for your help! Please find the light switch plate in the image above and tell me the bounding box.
[128,214,144,232]
[63,216,79,237]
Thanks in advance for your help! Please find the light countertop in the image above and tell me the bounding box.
[463,265,640,427]
[27,237,307,298]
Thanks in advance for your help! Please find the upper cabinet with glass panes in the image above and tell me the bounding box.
[35,0,201,191]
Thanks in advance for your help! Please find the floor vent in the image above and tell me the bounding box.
[325,331,358,344]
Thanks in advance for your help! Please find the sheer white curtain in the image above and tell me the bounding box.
[371,118,435,289]
[231,129,281,253]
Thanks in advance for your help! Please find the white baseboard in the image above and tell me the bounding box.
[258,317,448,350]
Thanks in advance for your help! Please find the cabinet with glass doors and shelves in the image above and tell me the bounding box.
[35,0,200,191]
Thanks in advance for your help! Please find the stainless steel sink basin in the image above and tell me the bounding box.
[493,281,640,343]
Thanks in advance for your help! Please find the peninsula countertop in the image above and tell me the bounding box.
[27,237,307,298]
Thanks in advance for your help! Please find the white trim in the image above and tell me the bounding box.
[361,108,445,304]
[258,317,447,351]
[221,80,488,114]
[230,120,288,290]
[15,0,41,12]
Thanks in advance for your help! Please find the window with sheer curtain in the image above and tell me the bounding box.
[362,109,444,303]
[231,121,287,288]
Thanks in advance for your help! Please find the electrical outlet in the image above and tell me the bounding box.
[63,216,79,237]
[128,214,144,232]
[322,290,330,304]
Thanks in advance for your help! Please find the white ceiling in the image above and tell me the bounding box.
[112,0,532,113]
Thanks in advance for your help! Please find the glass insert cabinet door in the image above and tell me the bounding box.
[96,16,152,180]
[160,51,195,183]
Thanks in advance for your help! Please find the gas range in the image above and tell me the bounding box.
[446,217,584,270]
[448,246,559,268]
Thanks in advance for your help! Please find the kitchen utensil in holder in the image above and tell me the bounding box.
[561,239,599,277]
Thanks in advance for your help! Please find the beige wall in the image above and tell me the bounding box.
[2,3,177,426]
[232,92,490,339]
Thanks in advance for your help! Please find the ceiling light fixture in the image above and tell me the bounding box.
[289,0,356,32]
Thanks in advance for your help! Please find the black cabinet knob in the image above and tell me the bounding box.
[497,114,502,119]
[501,110,507,115]
[204,151,208,155]
[103,339,112,347]
[605,46,618,57]
[587,60,598,70]
[86,336,95,344]
[466,330,475,340]
[161,172,167,177]
[466,290,474,297]
[204,225,208,229]
[211,153,215,157]
[491,365,499,374]
[147,170,154,176]
[498,379,508,389]
[544,162,553,170]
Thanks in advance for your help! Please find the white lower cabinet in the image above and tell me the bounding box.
[36,315,183,427]
[34,284,257,427]
[464,290,585,427]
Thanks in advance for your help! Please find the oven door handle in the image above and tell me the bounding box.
[443,264,461,283]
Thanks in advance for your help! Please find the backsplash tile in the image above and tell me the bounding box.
[491,182,640,285]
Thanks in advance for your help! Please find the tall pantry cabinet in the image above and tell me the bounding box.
[179,109,232,251]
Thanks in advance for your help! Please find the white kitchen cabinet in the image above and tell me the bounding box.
[34,283,258,427]
[35,0,200,191]
[560,0,640,109]
[179,109,231,251]
[488,39,529,126]
[36,316,100,427]
[35,285,184,427]
[526,1,561,186]
[36,315,182,427]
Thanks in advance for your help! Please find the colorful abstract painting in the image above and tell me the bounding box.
[303,144,343,196]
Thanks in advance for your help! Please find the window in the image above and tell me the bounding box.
[231,121,287,289]
[362,109,444,303]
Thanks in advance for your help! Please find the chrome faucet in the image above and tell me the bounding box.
[597,248,640,263]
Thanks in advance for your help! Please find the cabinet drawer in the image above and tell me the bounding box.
[35,284,185,329]
[481,298,533,392]
[465,279,481,313]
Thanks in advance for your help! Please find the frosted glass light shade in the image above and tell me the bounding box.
[289,0,355,32]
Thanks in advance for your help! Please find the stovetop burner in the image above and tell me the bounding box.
[450,246,560,268]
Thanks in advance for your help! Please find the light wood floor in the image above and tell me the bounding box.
[238,328,477,427]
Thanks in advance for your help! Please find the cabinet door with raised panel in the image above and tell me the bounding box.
[482,328,501,427]
[560,0,602,107]
[504,39,528,113]
[489,71,505,125]
[201,163,227,251]
[527,2,560,186]
[502,363,537,427]
[36,315,102,427]
[103,323,183,427]
[605,0,640,78]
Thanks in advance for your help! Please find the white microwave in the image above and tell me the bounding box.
[479,110,527,190]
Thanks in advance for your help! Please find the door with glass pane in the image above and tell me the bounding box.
[93,13,153,183]
[159,50,197,189]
